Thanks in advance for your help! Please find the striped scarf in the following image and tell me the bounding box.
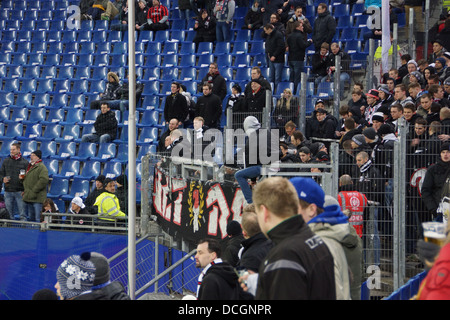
[196,258,222,298]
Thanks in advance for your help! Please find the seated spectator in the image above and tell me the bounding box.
[68,196,89,225]
[111,0,129,31]
[273,88,299,131]
[135,0,149,31]
[311,42,331,85]
[428,39,448,64]
[308,108,337,149]
[242,0,263,31]
[94,178,126,226]
[81,102,118,144]
[115,174,128,215]
[90,72,121,110]
[83,0,119,20]
[108,75,145,112]
[193,9,217,51]
[225,84,245,111]
[85,175,106,214]
[243,67,271,98]
[280,120,297,145]
[145,0,169,32]
[242,79,267,118]
[41,198,60,223]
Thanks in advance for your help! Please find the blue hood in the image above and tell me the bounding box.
[308,204,348,225]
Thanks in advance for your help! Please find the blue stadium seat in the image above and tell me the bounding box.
[55,124,80,143]
[197,42,213,54]
[77,30,92,43]
[251,53,267,67]
[32,93,51,109]
[71,79,89,94]
[334,4,350,17]
[232,41,249,54]
[137,127,159,145]
[23,65,40,79]
[337,16,353,29]
[71,142,97,162]
[112,143,129,164]
[138,110,160,128]
[74,160,101,180]
[102,161,122,179]
[5,107,27,123]
[61,177,91,201]
[161,54,178,67]
[47,177,69,199]
[170,30,185,42]
[234,67,251,81]
[217,54,232,67]
[38,141,57,159]
[275,82,294,95]
[110,54,127,67]
[7,65,23,79]
[17,123,42,141]
[90,66,106,80]
[91,142,117,162]
[57,66,74,80]
[16,41,32,54]
[0,138,14,158]
[315,81,334,99]
[179,54,195,68]
[141,81,159,96]
[24,108,46,124]
[53,159,80,179]
[61,108,83,125]
[234,30,251,42]
[145,54,162,67]
[11,93,32,109]
[197,54,214,68]
[141,95,160,110]
[107,30,122,42]
[50,93,69,109]
[92,54,108,67]
[154,30,169,42]
[42,108,65,125]
[0,92,14,107]
[340,27,358,41]
[215,42,231,55]
[234,54,251,67]
[51,141,76,160]
[61,53,77,66]
[171,19,186,31]
[47,31,62,42]
[20,140,37,158]
[36,123,61,142]
[345,40,362,55]
[138,30,153,43]
[0,107,10,122]
[34,79,53,94]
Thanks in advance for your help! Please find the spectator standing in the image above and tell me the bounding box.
[263,23,285,89]
[163,82,189,125]
[273,88,299,130]
[324,42,351,97]
[242,79,267,116]
[404,0,425,39]
[157,118,180,153]
[364,89,382,125]
[195,83,223,128]
[195,238,241,300]
[22,150,49,222]
[193,9,217,50]
[311,42,331,85]
[178,0,192,20]
[55,253,96,300]
[261,13,285,38]
[0,142,28,220]
[213,0,235,42]
[146,0,169,32]
[221,220,245,267]
[311,3,336,51]
[235,204,273,273]
[286,20,311,93]
[81,102,118,144]
[250,177,336,300]
[285,6,312,39]
[290,177,352,300]
[199,63,227,101]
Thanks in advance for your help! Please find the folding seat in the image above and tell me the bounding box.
[162,42,178,55]
[71,142,97,162]
[10,53,27,66]
[217,54,232,68]
[145,42,162,56]
[20,79,37,94]
[51,141,76,160]
[102,161,122,179]
[137,144,154,160]
[61,178,91,201]
[161,54,178,68]
[232,41,248,54]
[76,53,93,67]
[154,30,169,42]
[47,30,62,42]
[50,93,69,109]
[47,177,69,200]
[234,54,251,68]
[107,30,122,43]
[160,67,177,81]
[94,19,109,31]
[0,138,14,157]
[141,81,159,96]
[0,42,14,54]
[20,140,37,158]
[53,9,67,21]
[77,30,92,43]
[351,2,365,16]
[53,159,81,179]
[17,30,32,42]
[61,53,77,66]
[17,123,42,141]
[354,15,369,28]
[16,41,32,54]
[24,108,46,125]
[249,41,265,55]
[27,53,44,66]
[219,67,233,81]
[32,93,51,109]
[43,53,61,66]
[251,53,267,67]
[61,109,83,125]
[197,42,213,54]
[179,42,196,56]
[74,160,101,180]
[55,124,80,143]
[138,30,153,43]
[345,40,361,55]
[178,54,195,68]
[0,53,11,66]
[170,30,185,42]
[137,127,159,145]
[68,93,87,109]
[113,125,137,144]
[42,108,65,125]
[0,123,23,141]
[21,20,36,31]
[179,67,196,81]
[111,143,128,164]
[90,142,116,162]
[137,110,159,128]
[334,4,350,17]
[171,19,186,31]
[10,94,32,109]
[234,30,251,42]
[0,106,10,122]
[315,81,334,99]
[85,66,102,80]
[110,54,127,67]
[140,95,160,111]
[340,27,358,42]
[7,65,23,79]
[197,54,214,68]
[234,6,248,19]
[41,1,55,11]
[34,79,54,94]
[184,30,196,42]
[91,54,108,67]
[70,79,89,94]
[5,20,20,30]
[234,67,251,81]
[0,78,18,92]
[5,106,27,124]
[57,66,74,80]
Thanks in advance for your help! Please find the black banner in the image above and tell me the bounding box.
[152,168,246,243]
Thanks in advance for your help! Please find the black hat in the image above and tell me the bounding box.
[96,175,106,184]
[32,150,42,159]
[115,174,127,186]
[441,142,450,153]
[103,178,115,186]
[226,220,242,237]
[378,124,394,136]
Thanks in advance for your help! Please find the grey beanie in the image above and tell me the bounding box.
[90,252,111,286]
[243,116,261,135]
[352,134,366,146]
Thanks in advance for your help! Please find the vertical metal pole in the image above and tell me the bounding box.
[333,55,341,118]
[392,23,398,70]
[367,39,375,90]
[127,0,137,300]
[299,72,307,134]
[424,0,430,61]
[408,8,415,60]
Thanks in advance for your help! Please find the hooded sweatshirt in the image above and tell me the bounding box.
[308,204,352,300]
[197,259,241,300]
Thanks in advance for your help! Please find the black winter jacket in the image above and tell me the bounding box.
[0,155,28,192]
[312,10,336,48]
[94,110,118,139]
[236,232,273,273]
[422,158,450,213]
[164,92,189,123]
[286,29,308,62]
[74,281,131,300]
[256,215,336,300]
[198,262,241,300]
[264,29,285,63]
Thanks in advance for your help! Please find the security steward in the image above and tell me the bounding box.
[94,178,126,226]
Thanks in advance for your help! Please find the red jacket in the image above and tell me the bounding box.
[418,243,450,300]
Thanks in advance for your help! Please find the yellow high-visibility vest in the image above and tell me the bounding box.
[94,192,126,222]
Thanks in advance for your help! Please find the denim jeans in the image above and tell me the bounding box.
[4,191,26,220]
[320,71,350,97]
[216,21,231,42]
[81,133,113,144]
[268,61,283,89]
[288,60,304,93]
[235,166,261,204]
[25,201,43,222]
